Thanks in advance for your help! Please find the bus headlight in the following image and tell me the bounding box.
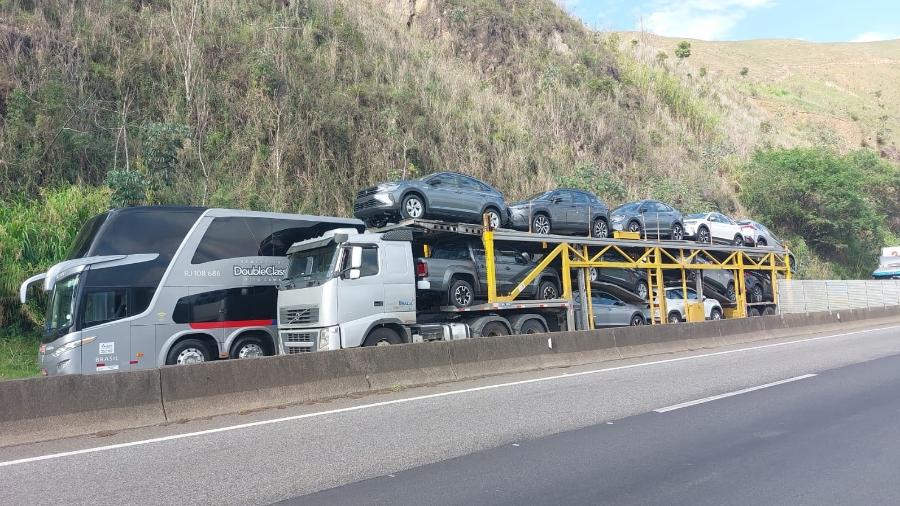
[52,336,95,358]
[319,326,340,351]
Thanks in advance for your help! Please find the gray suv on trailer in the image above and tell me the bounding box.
[416,240,562,308]
[508,189,610,238]
[354,171,508,229]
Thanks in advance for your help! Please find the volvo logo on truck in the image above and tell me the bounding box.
[233,265,287,277]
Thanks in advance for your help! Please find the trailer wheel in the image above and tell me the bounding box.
[479,321,510,337]
[518,319,547,334]
[763,306,776,316]
[449,278,474,308]
[363,327,402,347]
[748,307,762,317]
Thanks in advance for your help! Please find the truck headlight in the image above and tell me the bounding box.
[318,326,341,351]
[52,336,95,358]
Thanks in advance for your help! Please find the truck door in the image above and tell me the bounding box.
[336,245,385,347]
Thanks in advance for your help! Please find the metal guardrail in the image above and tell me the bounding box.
[778,280,900,314]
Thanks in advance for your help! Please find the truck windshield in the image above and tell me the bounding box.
[44,274,79,342]
[286,244,338,285]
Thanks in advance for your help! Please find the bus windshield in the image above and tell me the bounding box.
[285,245,339,286]
[44,274,79,342]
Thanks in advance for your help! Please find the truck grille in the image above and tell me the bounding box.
[280,305,319,325]
[357,187,379,198]
[281,330,317,354]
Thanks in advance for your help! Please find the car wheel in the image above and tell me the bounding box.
[365,216,388,229]
[449,278,474,308]
[592,218,609,238]
[627,220,643,236]
[363,327,402,347]
[532,213,551,234]
[635,280,649,300]
[230,334,272,359]
[480,321,510,337]
[751,284,764,303]
[400,194,426,220]
[748,307,762,317]
[710,307,723,320]
[519,319,548,334]
[757,238,767,247]
[166,338,212,366]
[726,283,736,303]
[672,223,684,241]
[668,312,682,324]
[763,306,776,316]
[697,227,711,244]
[733,234,744,246]
[589,267,598,282]
[538,279,560,300]
[630,314,645,326]
[484,207,502,229]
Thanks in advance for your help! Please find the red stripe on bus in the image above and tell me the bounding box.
[189,320,276,330]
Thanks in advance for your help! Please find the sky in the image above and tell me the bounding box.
[559,0,900,42]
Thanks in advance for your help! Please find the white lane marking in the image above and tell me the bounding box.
[1,324,897,468]
[654,374,818,413]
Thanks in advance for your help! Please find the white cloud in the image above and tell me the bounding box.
[639,0,774,40]
[851,31,899,42]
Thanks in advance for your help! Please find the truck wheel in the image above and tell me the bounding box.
[479,321,509,337]
[166,339,213,366]
[518,319,547,334]
[537,279,560,300]
[763,306,776,316]
[230,334,271,359]
[449,278,474,308]
[363,327,402,347]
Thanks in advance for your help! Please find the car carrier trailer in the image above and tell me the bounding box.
[276,218,792,353]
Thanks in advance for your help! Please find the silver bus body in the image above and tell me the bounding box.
[22,207,363,375]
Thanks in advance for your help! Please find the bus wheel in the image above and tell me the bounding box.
[231,334,271,359]
[363,327,402,347]
[167,339,212,366]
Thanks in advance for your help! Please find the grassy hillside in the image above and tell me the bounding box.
[621,32,900,158]
[0,0,897,344]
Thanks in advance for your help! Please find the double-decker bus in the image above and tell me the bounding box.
[20,207,363,375]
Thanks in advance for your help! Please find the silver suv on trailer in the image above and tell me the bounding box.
[353,172,508,229]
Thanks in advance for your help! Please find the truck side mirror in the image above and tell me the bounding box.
[348,269,361,280]
[350,246,363,269]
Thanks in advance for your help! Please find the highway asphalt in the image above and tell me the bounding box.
[2,321,900,505]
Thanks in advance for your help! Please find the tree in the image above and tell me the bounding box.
[655,51,668,65]
[740,66,749,77]
[674,41,691,60]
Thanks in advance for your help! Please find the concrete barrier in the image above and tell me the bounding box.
[4,307,900,447]
[0,369,165,447]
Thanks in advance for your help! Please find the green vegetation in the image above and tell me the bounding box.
[674,41,691,60]
[0,328,40,380]
[741,148,899,278]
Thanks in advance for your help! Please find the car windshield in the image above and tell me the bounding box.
[686,213,707,219]
[525,191,551,201]
[44,274,80,341]
[285,244,338,285]
[612,203,638,213]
